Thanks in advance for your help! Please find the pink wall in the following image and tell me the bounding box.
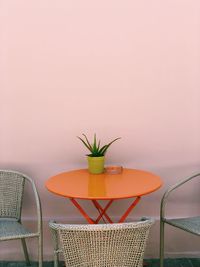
[1,0,200,259]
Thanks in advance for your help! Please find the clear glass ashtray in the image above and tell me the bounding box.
[104,166,123,174]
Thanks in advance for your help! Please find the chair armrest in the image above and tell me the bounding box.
[160,173,200,220]
[49,221,62,254]
[24,175,42,235]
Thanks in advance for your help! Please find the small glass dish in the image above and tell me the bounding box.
[105,166,123,174]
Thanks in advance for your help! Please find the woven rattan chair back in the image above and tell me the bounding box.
[50,218,154,267]
[0,170,25,220]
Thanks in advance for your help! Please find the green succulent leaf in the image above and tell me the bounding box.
[106,137,121,149]
[99,138,121,155]
[98,144,108,155]
[77,134,121,157]
[77,136,93,153]
[97,140,100,149]
[93,133,97,153]
[82,134,93,150]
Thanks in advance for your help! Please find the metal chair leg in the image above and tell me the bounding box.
[54,251,60,267]
[160,220,165,267]
[21,238,31,266]
[38,235,43,267]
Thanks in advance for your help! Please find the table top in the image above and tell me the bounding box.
[46,168,162,200]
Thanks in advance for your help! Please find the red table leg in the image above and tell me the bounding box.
[92,200,114,223]
[118,197,141,223]
[70,197,141,224]
[70,198,95,224]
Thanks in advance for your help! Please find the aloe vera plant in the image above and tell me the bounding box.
[77,134,121,157]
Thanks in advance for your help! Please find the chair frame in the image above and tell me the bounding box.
[160,173,200,267]
[0,170,43,267]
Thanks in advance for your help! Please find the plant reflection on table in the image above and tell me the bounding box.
[88,174,107,197]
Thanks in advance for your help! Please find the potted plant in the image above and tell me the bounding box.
[77,134,121,174]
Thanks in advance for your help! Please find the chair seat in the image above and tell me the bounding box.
[164,216,200,235]
[0,219,38,241]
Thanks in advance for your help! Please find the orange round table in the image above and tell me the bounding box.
[46,168,162,224]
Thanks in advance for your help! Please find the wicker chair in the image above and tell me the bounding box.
[160,173,200,267]
[0,170,43,267]
[49,218,154,267]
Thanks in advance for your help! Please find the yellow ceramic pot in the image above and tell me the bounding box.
[87,156,105,174]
